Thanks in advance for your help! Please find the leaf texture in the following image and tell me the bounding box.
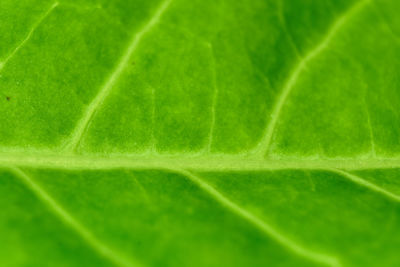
[1,0,400,266]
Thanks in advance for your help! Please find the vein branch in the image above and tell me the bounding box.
[362,97,377,157]
[329,168,400,202]
[150,84,157,154]
[10,167,139,267]
[371,0,400,43]
[175,169,340,267]
[252,0,371,158]
[0,2,59,71]
[206,43,219,153]
[62,0,172,152]
[277,0,301,59]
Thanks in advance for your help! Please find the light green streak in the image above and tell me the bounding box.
[176,169,341,267]
[1,152,400,171]
[253,0,371,157]
[10,167,140,267]
[63,0,172,152]
[0,2,59,71]
[330,168,400,202]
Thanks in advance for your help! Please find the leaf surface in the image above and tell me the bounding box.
[1,0,400,266]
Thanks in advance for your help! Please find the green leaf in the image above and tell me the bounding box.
[1,0,399,266]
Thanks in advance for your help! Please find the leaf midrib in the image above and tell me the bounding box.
[1,151,400,170]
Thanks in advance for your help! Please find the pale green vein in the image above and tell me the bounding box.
[306,172,316,192]
[252,0,371,158]
[9,167,139,267]
[175,169,340,267]
[206,43,218,153]
[0,2,58,71]
[172,26,218,153]
[150,84,157,154]
[126,170,152,204]
[1,152,400,171]
[329,168,400,202]
[62,0,173,152]
[277,0,301,59]
[362,97,377,157]
[135,78,158,154]
[371,0,400,43]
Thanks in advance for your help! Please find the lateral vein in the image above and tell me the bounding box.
[329,168,400,202]
[252,0,371,157]
[63,0,172,152]
[175,169,340,267]
[0,2,59,71]
[10,167,139,267]
[206,43,219,153]
[277,0,301,59]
